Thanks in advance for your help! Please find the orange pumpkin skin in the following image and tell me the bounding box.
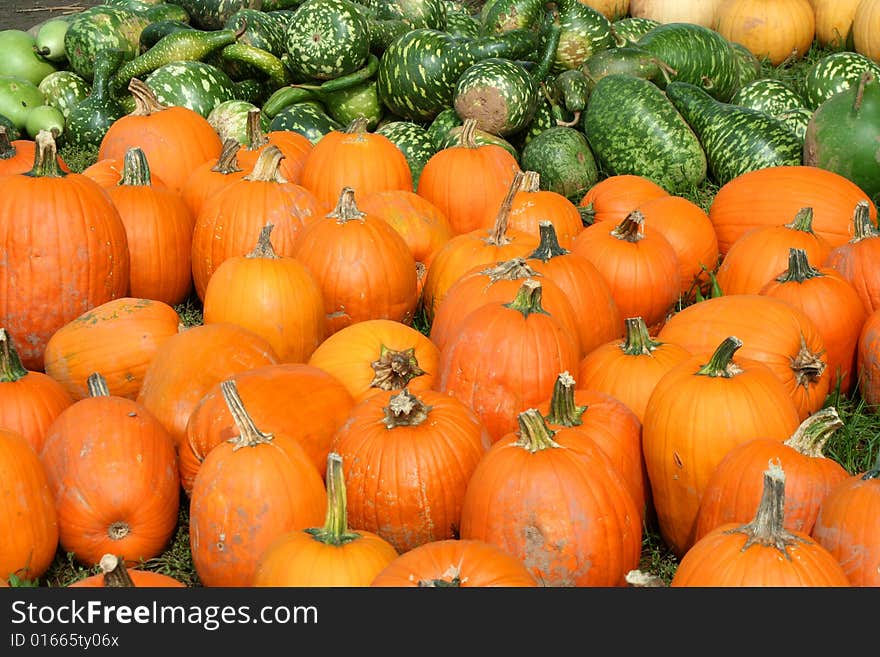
[0,133,71,175]
[657,294,831,420]
[0,428,59,582]
[642,337,802,558]
[43,297,180,402]
[136,323,280,451]
[180,139,249,220]
[857,308,880,408]
[0,133,130,372]
[370,539,538,587]
[459,410,642,587]
[501,171,584,249]
[708,166,878,254]
[694,408,850,542]
[436,279,581,443]
[181,363,354,495]
[236,112,312,185]
[331,388,490,554]
[715,0,816,66]
[307,318,439,403]
[69,569,186,587]
[811,457,880,587]
[39,380,180,568]
[827,201,880,315]
[0,329,74,453]
[578,174,669,225]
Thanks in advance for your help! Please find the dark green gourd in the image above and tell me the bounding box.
[65,48,128,149]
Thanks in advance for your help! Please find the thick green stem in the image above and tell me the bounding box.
[328,187,365,224]
[305,452,361,545]
[370,346,427,392]
[784,207,815,234]
[244,144,287,183]
[851,201,879,243]
[775,248,823,283]
[611,209,646,243]
[220,379,274,449]
[0,328,28,382]
[515,408,560,453]
[28,130,65,178]
[381,388,432,429]
[696,336,744,378]
[486,169,525,246]
[246,224,279,259]
[544,371,586,427]
[621,316,662,356]
[86,372,111,398]
[120,147,153,187]
[528,220,569,262]
[504,278,549,318]
[783,407,842,457]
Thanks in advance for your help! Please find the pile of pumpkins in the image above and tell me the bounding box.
[0,0,879,589]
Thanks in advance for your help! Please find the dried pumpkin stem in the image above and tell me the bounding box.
[520,170,541,193]
[776,248,822,283]
[480,257,540,282]
[458,118,479,148]
[328,187,365,224]
[127,78,167,116]
[86,372,111,398]
[783,407,843,457]
[486,169,525,246]
[244,144,287,183]
[783,207,815,233]
[99,554,136,587]
[611,209,646,243]
[528,220,570,261]
[504,278,549,318]
[345,116,370,134]
[245,108,268,150]
[370,345,427,391]
[515,408,560,453]
[791,334,826,388]
[850,201,878,242]
[0,126,14,159]
[382,388,431,428]
[544,371,586,427]
[0,328,27,383]
[696,336,744,378]
[220,379,274,449]
[621,317,662,356]
[306,452,361,546]
[120,147,153,187]
[28,130,66,178]
[418,565,464,587]
[212,138,243,174]
[247,224,279,259]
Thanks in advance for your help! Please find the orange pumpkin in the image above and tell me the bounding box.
[69,553,186,588]
[499,170,584,249]
[0,126,70,175]
[578,173,669,225]
[180,138,249,220]
[715,0,816,66]
[235,109,312,184]
[826,200,880,314]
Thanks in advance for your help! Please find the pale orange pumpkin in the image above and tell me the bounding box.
[715,0,817,66]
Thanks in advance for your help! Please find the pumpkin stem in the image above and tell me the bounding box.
[696,336,744,378]
[791,334,826,389]
[776,248,823,283]
[246,224,279,259]
[212,138,244,174]
[120,147,153,187]
[127,78,167,116]
[27,130,66,178]
[382,388,432,428]
[370,345,427,392]
[784,207,815,234]
[344,116,370,134]
[0,328,28,383]
[611,209,646,243]
[306,452,361,546]
[783,407,843,457]
[544,371,586,427]
[220,379,274,449]
[457,118,480,149]
[724,460,806,556]
[486,170,525,246]
[417,565,464,587]
[504,278,549,318]
[98,554,136,587]
[328,187,366,224]
[520,170,541,193]
[244,144,287,183]
[245,108,268,150]
[0,126,15,160]
[516,408,560,453]
[86,372,111,398]
[850,201,879,243]
[579,201,596,226]
[479,257,541,283]
[621,316,662,356]
[528,220,570,261]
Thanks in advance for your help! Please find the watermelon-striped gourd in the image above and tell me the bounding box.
[453,57,538,137]
[284,0,371,81]
[553,0,616,73]
[267,101,343,145]
[371,0,448,30]
[166,0,259,30]
[610,16,660,45]
[802,51,880,110]
[144,60,238,117]
[375,120,438,188]
[520,125,599,205]
[63,5,149,82]
[731,78,812,141]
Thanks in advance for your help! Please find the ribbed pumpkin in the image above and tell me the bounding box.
[642,336,802,558]
[657,294,831,420]
[708,165,878,254]
[0,328,73,453]
[671,462,851,586]
[497,170,584,249]
[437,279,581,443]
[0,126,70,175]
[370,539,538,587]
[82,156,155,190]
[331,387,491,554]
[300,116,412,209]
[307,318,439,403]
[202,224,327,364]
[417,118,520,235]
[180,138,248,220]
[190,144,327,301]
[856,307,880,407]
[813,0,861,49]
[459,409,643,587]
[577,316,691,424]
[826,200,880,314]
[105,146,195,306]
[811,447,880,586]
[715,207,833,296]
[694,407,850,541]
[40,373,179,568]
[854,0,880,62]
[235,109,312,184]
[189,380,327,587]
[98,79,223,195]
[181,363,354,495]
[0,428,58,582]
[69,553,186,588]
[629,0,722,26]
[0,130,130,371]
[578,173,669,225]
[252,453,399,587]
[43,297,180,401]
[760,248,868,396]
[715,0,816,66]
[290,187,419,334]
[571,209,680,330]
[136,322,280,450]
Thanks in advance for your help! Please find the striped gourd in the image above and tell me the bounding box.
[453,57,539,137]
[480,0,548,34]
[144,61,238,118]
[666,81,803,188]
[266,101,343,144]
[375,120,438,188]
[610,16,660,45]
[371,0,448,30]
[284,0,371,81]
[732,79,812,142]
[169,0,265,30]
[520,125,599,205]
[554,0,616,73]
[802,51,880,110]
[581,73,707,194]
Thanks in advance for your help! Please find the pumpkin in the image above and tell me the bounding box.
[0,328,73,453]
[43,297,180,402]
[136,322,280,450]
[252,453,398,587]
[642,335,802,557]
[813,0,862,49]
[417,118,520,235]
[202,224,328,364]
[671,462,851,586]
[811,446,880,586]
[497,170,584,249]
[370,538,538,587]
[0,428,58,582]
[853,0,880,62]
[578,174,669,225]
[300,116,412,209]
[235,108,312,184]
[180,138,248,220]
[693,407,850,541]
[760,248,868,396]
[437,278,581,443]
[331,387,490,554]
[0,130,130,371]
[290,187,420,334]
[68,553,186,588]
[307,318,439,403]
[0,125,70,175]
[715,0,817,66]
[629,0,723,27]
[856,307,880,407]
[826,200,880,314]
[459,408,643,587]
[98,79,223,196]
[181,363,354,495]
[105,147,195,306]
[189,379,326,587]
[578,0,631,21]
[81,157,152,190]
[40,373,180,567]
